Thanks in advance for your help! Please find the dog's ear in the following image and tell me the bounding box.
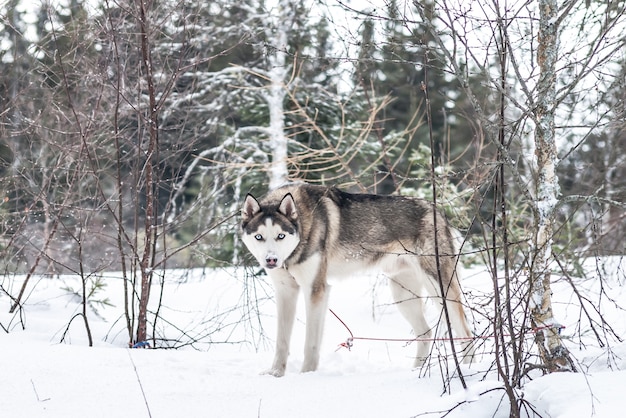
[242,194,261,222]
[278,193,298,221]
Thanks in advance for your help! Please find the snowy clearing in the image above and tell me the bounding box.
[1,260,625,417]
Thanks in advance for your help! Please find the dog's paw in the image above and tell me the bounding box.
[260,367,285,377]
[300,365,317,373]
[412,357,428,369]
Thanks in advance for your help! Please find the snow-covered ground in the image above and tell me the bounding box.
[1,258,625,417]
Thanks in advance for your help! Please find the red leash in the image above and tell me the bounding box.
[329,308,564,352]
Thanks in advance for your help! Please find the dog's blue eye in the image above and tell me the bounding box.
[277,233,285,240]
[254,234,263,241]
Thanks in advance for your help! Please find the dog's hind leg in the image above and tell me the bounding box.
[265,269,300,377]
[423,263,476,365]
[389,270,433,368]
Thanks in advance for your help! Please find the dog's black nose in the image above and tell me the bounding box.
[265,256,278,268]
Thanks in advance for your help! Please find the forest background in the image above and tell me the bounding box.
[1,0,626,414]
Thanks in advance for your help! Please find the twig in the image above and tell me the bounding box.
[126,349,153,418]
[31,379,51,403]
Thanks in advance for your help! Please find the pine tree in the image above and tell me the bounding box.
[158,0,376,198]
[559,59,626,255]
[353,0,475,191]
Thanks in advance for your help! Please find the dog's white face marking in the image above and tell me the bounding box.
[242,218,300,269]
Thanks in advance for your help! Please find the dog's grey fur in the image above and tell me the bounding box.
[241,183,474,376]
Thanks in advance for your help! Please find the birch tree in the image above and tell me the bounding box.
[530,0,575,373]
[265,0,293,189]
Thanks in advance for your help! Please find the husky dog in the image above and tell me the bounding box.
[241,183,474,377]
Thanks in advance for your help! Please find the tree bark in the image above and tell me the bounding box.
[266,0,294,189]
[531,0,576,373]
[135,0,159,344]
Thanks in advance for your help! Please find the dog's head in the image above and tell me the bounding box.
[241,192,300,270]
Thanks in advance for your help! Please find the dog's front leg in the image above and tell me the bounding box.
[265,269,299,377]
[301,281,330,373]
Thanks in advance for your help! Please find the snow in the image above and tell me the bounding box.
[524,369,626,418]
[1,262,625,417]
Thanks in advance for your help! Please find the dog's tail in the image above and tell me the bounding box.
[450,226,464,259]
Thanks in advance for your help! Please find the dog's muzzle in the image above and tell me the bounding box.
[265,255,279,269]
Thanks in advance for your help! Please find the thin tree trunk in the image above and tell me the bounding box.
[105,0,134,343]
[136,0,159,344]
[531,0,576,373]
